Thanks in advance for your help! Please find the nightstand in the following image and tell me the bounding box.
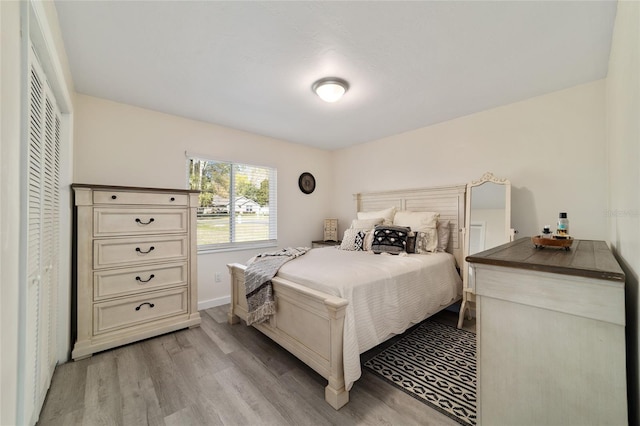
[311,240,341,248]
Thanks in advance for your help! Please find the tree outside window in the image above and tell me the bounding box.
[188,157,277,250]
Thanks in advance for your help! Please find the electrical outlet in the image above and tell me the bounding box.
[214,272,221,283]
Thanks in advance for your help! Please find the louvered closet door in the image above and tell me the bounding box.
[24,46,60,425]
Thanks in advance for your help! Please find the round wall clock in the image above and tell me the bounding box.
[298,172,316,194]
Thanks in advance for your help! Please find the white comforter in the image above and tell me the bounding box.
[276,247,462,391]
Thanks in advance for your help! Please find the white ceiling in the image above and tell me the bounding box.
[54,1,617,151]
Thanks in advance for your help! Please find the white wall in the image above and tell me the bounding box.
[73,94,334,309]
[331,80,608,244]
[76,85,608,312]
[606,2,640,424]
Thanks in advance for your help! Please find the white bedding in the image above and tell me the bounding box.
[276,247,462,391]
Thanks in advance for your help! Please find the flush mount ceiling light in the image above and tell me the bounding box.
[312,77,349,103]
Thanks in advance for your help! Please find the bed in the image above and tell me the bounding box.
[227,184,466,409]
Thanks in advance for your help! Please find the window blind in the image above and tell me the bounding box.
[187,156,277,251]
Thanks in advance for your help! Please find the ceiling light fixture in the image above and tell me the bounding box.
[312,77,349,103]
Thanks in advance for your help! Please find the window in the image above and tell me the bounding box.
[187,155,277,251]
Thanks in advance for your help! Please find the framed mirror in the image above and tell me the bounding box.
[458,172,514,328]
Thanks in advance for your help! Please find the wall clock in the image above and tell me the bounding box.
[298,172,316,194]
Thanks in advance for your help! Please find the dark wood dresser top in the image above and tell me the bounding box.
[466,237,625,282]
[71,183,200,193]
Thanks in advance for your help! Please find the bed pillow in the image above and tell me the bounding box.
[393,210,439,230]
[436,220,451,252]
[357,206,396,226]
[371,225,410,255]
[393,211,439,253]
[350,217,383,230]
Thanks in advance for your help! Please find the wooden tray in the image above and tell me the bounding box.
[532,235,574,250]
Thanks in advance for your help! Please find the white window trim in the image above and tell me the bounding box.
[185,154,278,253]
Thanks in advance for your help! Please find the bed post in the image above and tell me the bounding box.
[323,296,349,410]
[227,263,243,324]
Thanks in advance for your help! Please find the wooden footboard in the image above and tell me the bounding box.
[227,263,350,410]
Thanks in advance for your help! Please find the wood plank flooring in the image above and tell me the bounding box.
[38,306,475,426]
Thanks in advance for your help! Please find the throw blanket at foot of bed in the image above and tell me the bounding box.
[244,247,309,325]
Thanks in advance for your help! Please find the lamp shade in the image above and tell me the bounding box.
[312,77,349,103]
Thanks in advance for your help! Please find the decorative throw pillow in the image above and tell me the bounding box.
[414,229,438,253]
[357,206,397,226]
[406,232,417,254]
[371,225,410,255]
[393,211,440,254]
[363,230,375,251]
[354,231,367,251]
[436,220,451,252]
[340,228,360,251]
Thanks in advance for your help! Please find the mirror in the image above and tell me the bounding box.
[458,172,513,328]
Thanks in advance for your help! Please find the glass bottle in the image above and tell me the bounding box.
[557,213,569,236]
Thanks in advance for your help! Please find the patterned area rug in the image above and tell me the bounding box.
[364,320,476,425]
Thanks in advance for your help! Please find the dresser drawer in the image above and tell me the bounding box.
[93,288,188,335]
[94,190,188,206]
[94,235,188,269]
[94,208,188,237]
[94,262,188,301]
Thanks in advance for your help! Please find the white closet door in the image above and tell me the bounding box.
[24,46,60,425]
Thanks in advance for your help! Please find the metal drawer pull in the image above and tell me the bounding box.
[135,218,155,225]
[135,302,155,311]
[135,246,155,254]
[170,197,176,202]
[111,195,117,200]
[135,274,155,283]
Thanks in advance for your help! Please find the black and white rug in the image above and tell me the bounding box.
[364,320,476,425]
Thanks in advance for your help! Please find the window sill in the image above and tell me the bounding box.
[197,240,278,255]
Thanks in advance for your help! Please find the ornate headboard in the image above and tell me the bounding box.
[354,184,467,268]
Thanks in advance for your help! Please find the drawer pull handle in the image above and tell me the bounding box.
[135,274,155,283]
[135,246,155,254]
[170,197,176,202]
[135,218,155,225]
[135,302,155,311]
[111,195,117,200]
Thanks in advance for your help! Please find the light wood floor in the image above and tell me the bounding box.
[38,305,475,426]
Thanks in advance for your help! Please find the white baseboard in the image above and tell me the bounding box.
[198,296,231,311]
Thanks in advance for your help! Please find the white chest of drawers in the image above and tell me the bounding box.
[71,184,201,360]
